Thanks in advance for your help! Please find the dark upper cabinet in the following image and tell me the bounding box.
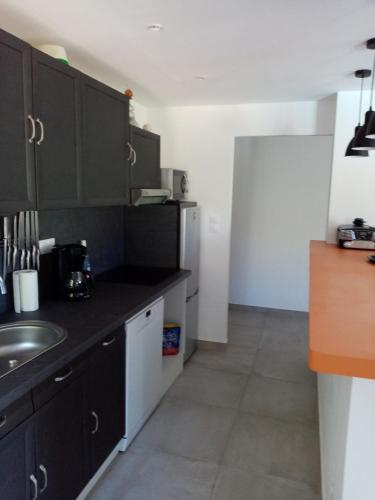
[89,328,125,475]
[0,27,133,212]
[81,76,130,206]
[32,49,82,209]
[129,126,161,189]
[0,418,34,500]
[34,370,88,500]
[0,29,36,213]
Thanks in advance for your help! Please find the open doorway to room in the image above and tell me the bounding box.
[229,135,333,313]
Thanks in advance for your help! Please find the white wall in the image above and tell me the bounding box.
[130,100,149,129]
[342,377,375,499]
[318,374,352,500]
[230,135,333,311]
[148,100,335,342]
[327,91,375,242]
[318,374,375,500]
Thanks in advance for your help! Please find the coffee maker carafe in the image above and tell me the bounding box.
[53,244,93,300]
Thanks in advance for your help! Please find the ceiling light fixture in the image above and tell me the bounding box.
[193,75,207,80]
[345,69,371,157]
[350,40,375,151]
[364,38,375,139]
[147,24,163,32]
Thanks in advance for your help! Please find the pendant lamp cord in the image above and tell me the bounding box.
[370,55,375,109]
[359,76,364,124]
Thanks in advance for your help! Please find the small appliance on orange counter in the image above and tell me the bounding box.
[337,218,375,249]
[163,323,181,356]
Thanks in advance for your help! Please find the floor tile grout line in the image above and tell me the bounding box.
[207,463,223,500]
[189,359,255,377]
[251,367,318,388]
[248,371,318,389]
[215,353,255,470]
[130,441,223,469]
[236,405,319,429]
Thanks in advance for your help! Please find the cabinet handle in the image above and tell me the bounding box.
[127,142,133,161]
[102,336,116,347]
[131,146,137,166]
[0,414,6,428]
[54,367,73,383]
[30,474,38,500]
[39,465,48,493]
[28,115,36,143]
[91,411,99,434]
[36,118,45,145]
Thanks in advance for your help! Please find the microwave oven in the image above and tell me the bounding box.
[161,168,188,200]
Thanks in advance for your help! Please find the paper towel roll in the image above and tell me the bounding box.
[12,271,21,314]
[19,270,39,312]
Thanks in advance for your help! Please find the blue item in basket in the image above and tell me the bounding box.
[163,323,181,356]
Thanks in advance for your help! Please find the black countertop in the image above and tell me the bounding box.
[0,270,190,412]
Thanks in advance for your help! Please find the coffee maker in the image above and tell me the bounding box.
[53,244,93,300]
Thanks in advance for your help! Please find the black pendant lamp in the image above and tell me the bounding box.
[351,43,375,150]
[345,69,371,156]
[365,39,375,138]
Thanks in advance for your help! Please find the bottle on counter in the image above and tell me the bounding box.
[80,240,95,290]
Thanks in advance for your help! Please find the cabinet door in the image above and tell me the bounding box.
[81,76,129,206]
[35,374,88,500]
[89,328,125,475]
[32,49,82,209]
[129,126,161,189]
[0,418,34,500]
[0,29,36,213]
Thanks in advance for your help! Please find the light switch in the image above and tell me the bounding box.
[208,215,221,234]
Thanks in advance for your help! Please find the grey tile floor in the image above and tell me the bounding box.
[88,307,321,500]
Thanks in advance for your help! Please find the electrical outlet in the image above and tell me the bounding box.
[39,238,55,255]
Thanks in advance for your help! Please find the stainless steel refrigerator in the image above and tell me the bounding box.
[180,204,200,361]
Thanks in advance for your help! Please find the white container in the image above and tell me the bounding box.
[13,270,39,312]
[12,271,21,313]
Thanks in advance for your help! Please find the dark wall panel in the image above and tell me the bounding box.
[39,206,125,275]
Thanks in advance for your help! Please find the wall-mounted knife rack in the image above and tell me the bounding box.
[0,211,40,294]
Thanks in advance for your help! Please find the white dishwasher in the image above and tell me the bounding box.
[121,297,164,451]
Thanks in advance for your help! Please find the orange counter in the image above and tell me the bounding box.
[309,240,375,379]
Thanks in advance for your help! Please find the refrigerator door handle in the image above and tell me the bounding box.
[186,289,199,303]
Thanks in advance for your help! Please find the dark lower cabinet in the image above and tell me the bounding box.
[0,419,34,500]
[0,29,36,213]
[129,126,161,189]
[89,328,125,474]
[82,76,130,206]
[32,49,82,209]
[0,328,126,499]
[34,374,88,500]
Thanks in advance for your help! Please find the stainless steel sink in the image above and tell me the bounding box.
[0,321,67,379]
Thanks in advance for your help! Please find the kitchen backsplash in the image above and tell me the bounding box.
[0,206,125,314]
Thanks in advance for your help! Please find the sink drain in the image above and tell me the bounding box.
[8,360,19,368]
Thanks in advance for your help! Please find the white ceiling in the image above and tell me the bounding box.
[1,0,375,106]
